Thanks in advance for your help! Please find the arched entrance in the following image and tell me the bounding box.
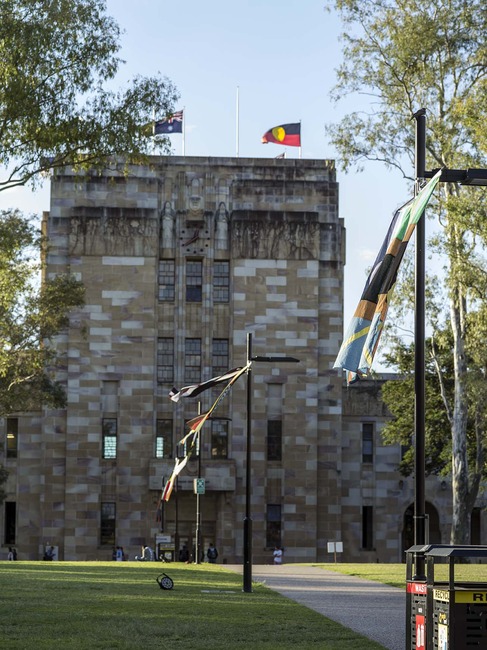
[402,502,442,556]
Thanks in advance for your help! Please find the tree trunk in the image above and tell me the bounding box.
[450,296,471,544]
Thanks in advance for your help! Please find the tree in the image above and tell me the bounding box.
[0,0,179,192]
[0,210,84,502]
[327,0,487,543]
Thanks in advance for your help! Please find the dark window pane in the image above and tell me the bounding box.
[158,260,175,301]
[267,420,282,461]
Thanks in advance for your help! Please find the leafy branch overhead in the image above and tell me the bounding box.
[0,0,180,192]
[0,210,85,416]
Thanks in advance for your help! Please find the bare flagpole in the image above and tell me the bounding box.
[182,106,186,156]
[236,86,240,158]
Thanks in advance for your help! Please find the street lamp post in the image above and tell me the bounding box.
[243,332,300,593]
[412,108,487,579]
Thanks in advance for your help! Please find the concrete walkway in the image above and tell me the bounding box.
[226,564,405,650]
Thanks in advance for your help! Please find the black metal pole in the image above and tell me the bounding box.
[195,401,202,564]
[243,332,253,592]
[413,108,427,580]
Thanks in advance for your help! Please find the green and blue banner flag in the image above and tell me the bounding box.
[334,170,441,383]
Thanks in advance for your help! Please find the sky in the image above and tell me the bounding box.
[0,0,416,367]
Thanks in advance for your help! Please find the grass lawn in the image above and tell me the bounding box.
[0,561,387,650]
[316,561,487,589]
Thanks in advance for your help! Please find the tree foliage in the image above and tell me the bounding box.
[0,0,179,192]
[328,0,487,543]
[0,210,85,415]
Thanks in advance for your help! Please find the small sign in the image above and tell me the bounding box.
[194,478,206,494]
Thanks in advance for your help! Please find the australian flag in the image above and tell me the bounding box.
[154,110,183,134]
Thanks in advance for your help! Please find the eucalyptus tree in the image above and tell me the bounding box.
[328,0,487,542]
[0,0,179,192]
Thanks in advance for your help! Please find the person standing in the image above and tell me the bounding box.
[7,547,14,561]
[207,543,218,563]
[273,546,283,565]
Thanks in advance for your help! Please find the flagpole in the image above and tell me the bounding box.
[299,119,302,159]
[182,106,186,156]
[236,86,240,158]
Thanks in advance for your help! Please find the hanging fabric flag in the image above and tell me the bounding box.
[262,123,301,147]
[154,110,183,134]
[169,367,245,402]
[163,364,249,501]
[334,169,442,383]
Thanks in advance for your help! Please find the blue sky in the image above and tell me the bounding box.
[0,0,417,366]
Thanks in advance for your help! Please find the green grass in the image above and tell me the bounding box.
[315,563,407,588]
[315,561,487,589]
[0,562,387,650]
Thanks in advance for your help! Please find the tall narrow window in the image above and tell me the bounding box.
[213,261,229,303]
[266,504,281,548]
[100,502,116,546]
[184,338,201,383]
[4,501,16,545]
[158,260,175,301]
[186,260,202,302]
[362,422,374,463]
[212,339,229,376]
[6,418,18,459]
[102,418,117,459]
[157,338,174,383]
[267,384,283,461]
[101,381,118,413]
[155,419,173,459]
[362,506,373,550]
[211,419,228,459]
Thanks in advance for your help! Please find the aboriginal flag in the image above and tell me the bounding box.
[262,122,301,147]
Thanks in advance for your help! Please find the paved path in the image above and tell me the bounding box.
[226,564,405,650]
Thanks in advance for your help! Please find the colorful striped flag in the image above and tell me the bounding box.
[334,170,442,383]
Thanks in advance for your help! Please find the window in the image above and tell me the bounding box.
[158,260,175,301]
[266,504,281,548]
[101,381,118,413]
[267,421,282,461]
[6,418,18,459]
[186,260,202,302]
[100,502,116,546]
[4,501,16,545]
[362,506,373,550]
[213,261,229,303]
[185,338,201,384]
[362,422,374,463]
[157,338,174,383]
[267,384,283,461]
[211,419,228,459]
[155,419,173,459]
[212,339,229,377]
[102,418,117,459]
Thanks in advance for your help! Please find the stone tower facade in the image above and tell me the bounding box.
[5,156,345,562]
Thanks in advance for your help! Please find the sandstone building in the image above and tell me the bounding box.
[2,156,484,562]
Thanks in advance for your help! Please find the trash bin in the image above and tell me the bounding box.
[425,545,487,649]
[406,544,433,650]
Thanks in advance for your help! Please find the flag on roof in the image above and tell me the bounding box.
[334,169,442,383]
[154,110,183,134]
[169,367,245,402]
[262,122,301,147]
